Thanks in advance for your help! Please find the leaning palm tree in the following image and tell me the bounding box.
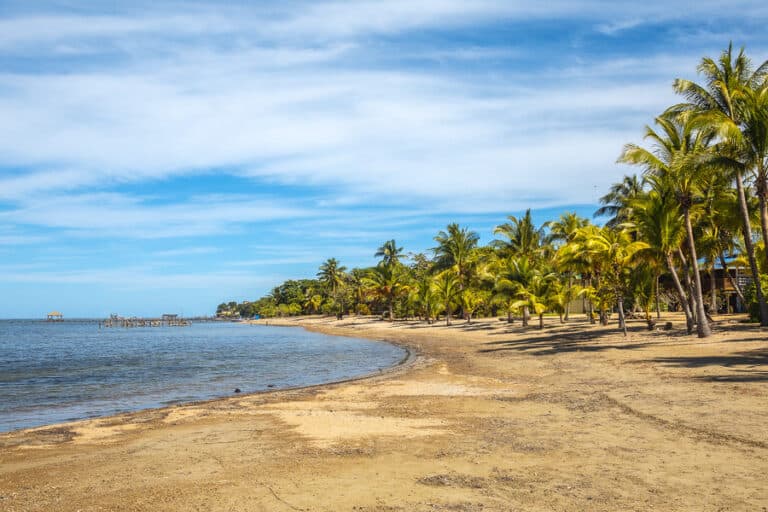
[619,113,713,337]
[671,43,768,325]
[629,188,695,333]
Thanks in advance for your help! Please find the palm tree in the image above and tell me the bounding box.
[433,223,480,318]
[582,227,648,336]
[365,264,408,321]
[594,175,644,227]
[492,256,551,328]
[317,258,347,294]
[547,212,589,320]
[620,113,713,337]
[493,209,547,259]
[375,239,404,268]
[629,188,695,333]
[671,43,768,325]
[317,258,347,317]
[433,271,461,326]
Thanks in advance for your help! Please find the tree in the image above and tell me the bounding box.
[317,258,348,318]
[493,209,547,259]
[620,113,712,337]
[594,175,644,228]
[375,239,404,268]
[671,43,768,325]
[547,212,589,320]
[581,227,648,336]
[433,271,461,326]
[433,223,480,318]
[365,263,408,321]
[629,188,695,333]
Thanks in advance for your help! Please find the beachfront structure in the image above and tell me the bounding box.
[46,311,63,321]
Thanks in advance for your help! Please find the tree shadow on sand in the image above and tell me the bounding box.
[641,348,768,383]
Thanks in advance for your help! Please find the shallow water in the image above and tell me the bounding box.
[0,320,406,432]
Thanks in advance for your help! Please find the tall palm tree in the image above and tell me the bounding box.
[620,114,713,337]
[317,258,347,293]
[493,209,547,259]
[594,175,644,227]
[375,239,404,268]
[433,223,480,318]
[671,43,768,325]
[629,188,695,333]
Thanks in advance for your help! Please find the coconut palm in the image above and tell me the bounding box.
[629,188,695,333]
[317,258,348,317]
[433,223,480,318]
[433,271,461,326]
[581,227,648,336]
[620,113,713,337]
[493,209,547,259]
[671,43,768,325]
[365,263,408,321]
[375,239,404,268]
[594,175,644,228]
[547,212,589,320]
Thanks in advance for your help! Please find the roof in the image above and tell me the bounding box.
[47,311,63,316]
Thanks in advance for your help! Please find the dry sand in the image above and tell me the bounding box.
[1,314,767,511]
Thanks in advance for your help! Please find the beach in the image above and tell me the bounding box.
[1,315,767,511]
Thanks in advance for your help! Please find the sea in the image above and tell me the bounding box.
[0,320,407,432]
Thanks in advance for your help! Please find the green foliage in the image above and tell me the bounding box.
[213,43,768,335]
[744,274,768,322]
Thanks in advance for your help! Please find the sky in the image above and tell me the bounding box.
[1,1,768,318]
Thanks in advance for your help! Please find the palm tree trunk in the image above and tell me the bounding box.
[709,264,717,312]
[683,208,711,338]
[666,254,695,334]
[617,293,628,337]
[522,306,529,327]
[718,252,745,303]
[445,306,451,326]
[507,309,513,323]
[735,169,768,325]
[565,274,572,321]
[538,313,544,329]
[678,248,697,323]
[655,273,661,319]
[757,170,768,271]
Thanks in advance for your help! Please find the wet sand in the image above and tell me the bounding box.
[1,314,767,511]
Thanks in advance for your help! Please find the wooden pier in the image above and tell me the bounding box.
[99,313,190,328]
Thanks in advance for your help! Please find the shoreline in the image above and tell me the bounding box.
[2,314,767,510]
[0,319,419,437]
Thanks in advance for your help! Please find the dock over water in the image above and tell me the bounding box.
[99,314,190,328]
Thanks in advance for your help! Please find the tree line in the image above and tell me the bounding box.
[217,44,768,339]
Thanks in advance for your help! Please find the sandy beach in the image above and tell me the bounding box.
[1,314,767,511]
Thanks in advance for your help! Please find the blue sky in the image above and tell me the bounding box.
[1,1,767,318]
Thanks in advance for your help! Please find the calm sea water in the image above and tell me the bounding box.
[0,320,406,432]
